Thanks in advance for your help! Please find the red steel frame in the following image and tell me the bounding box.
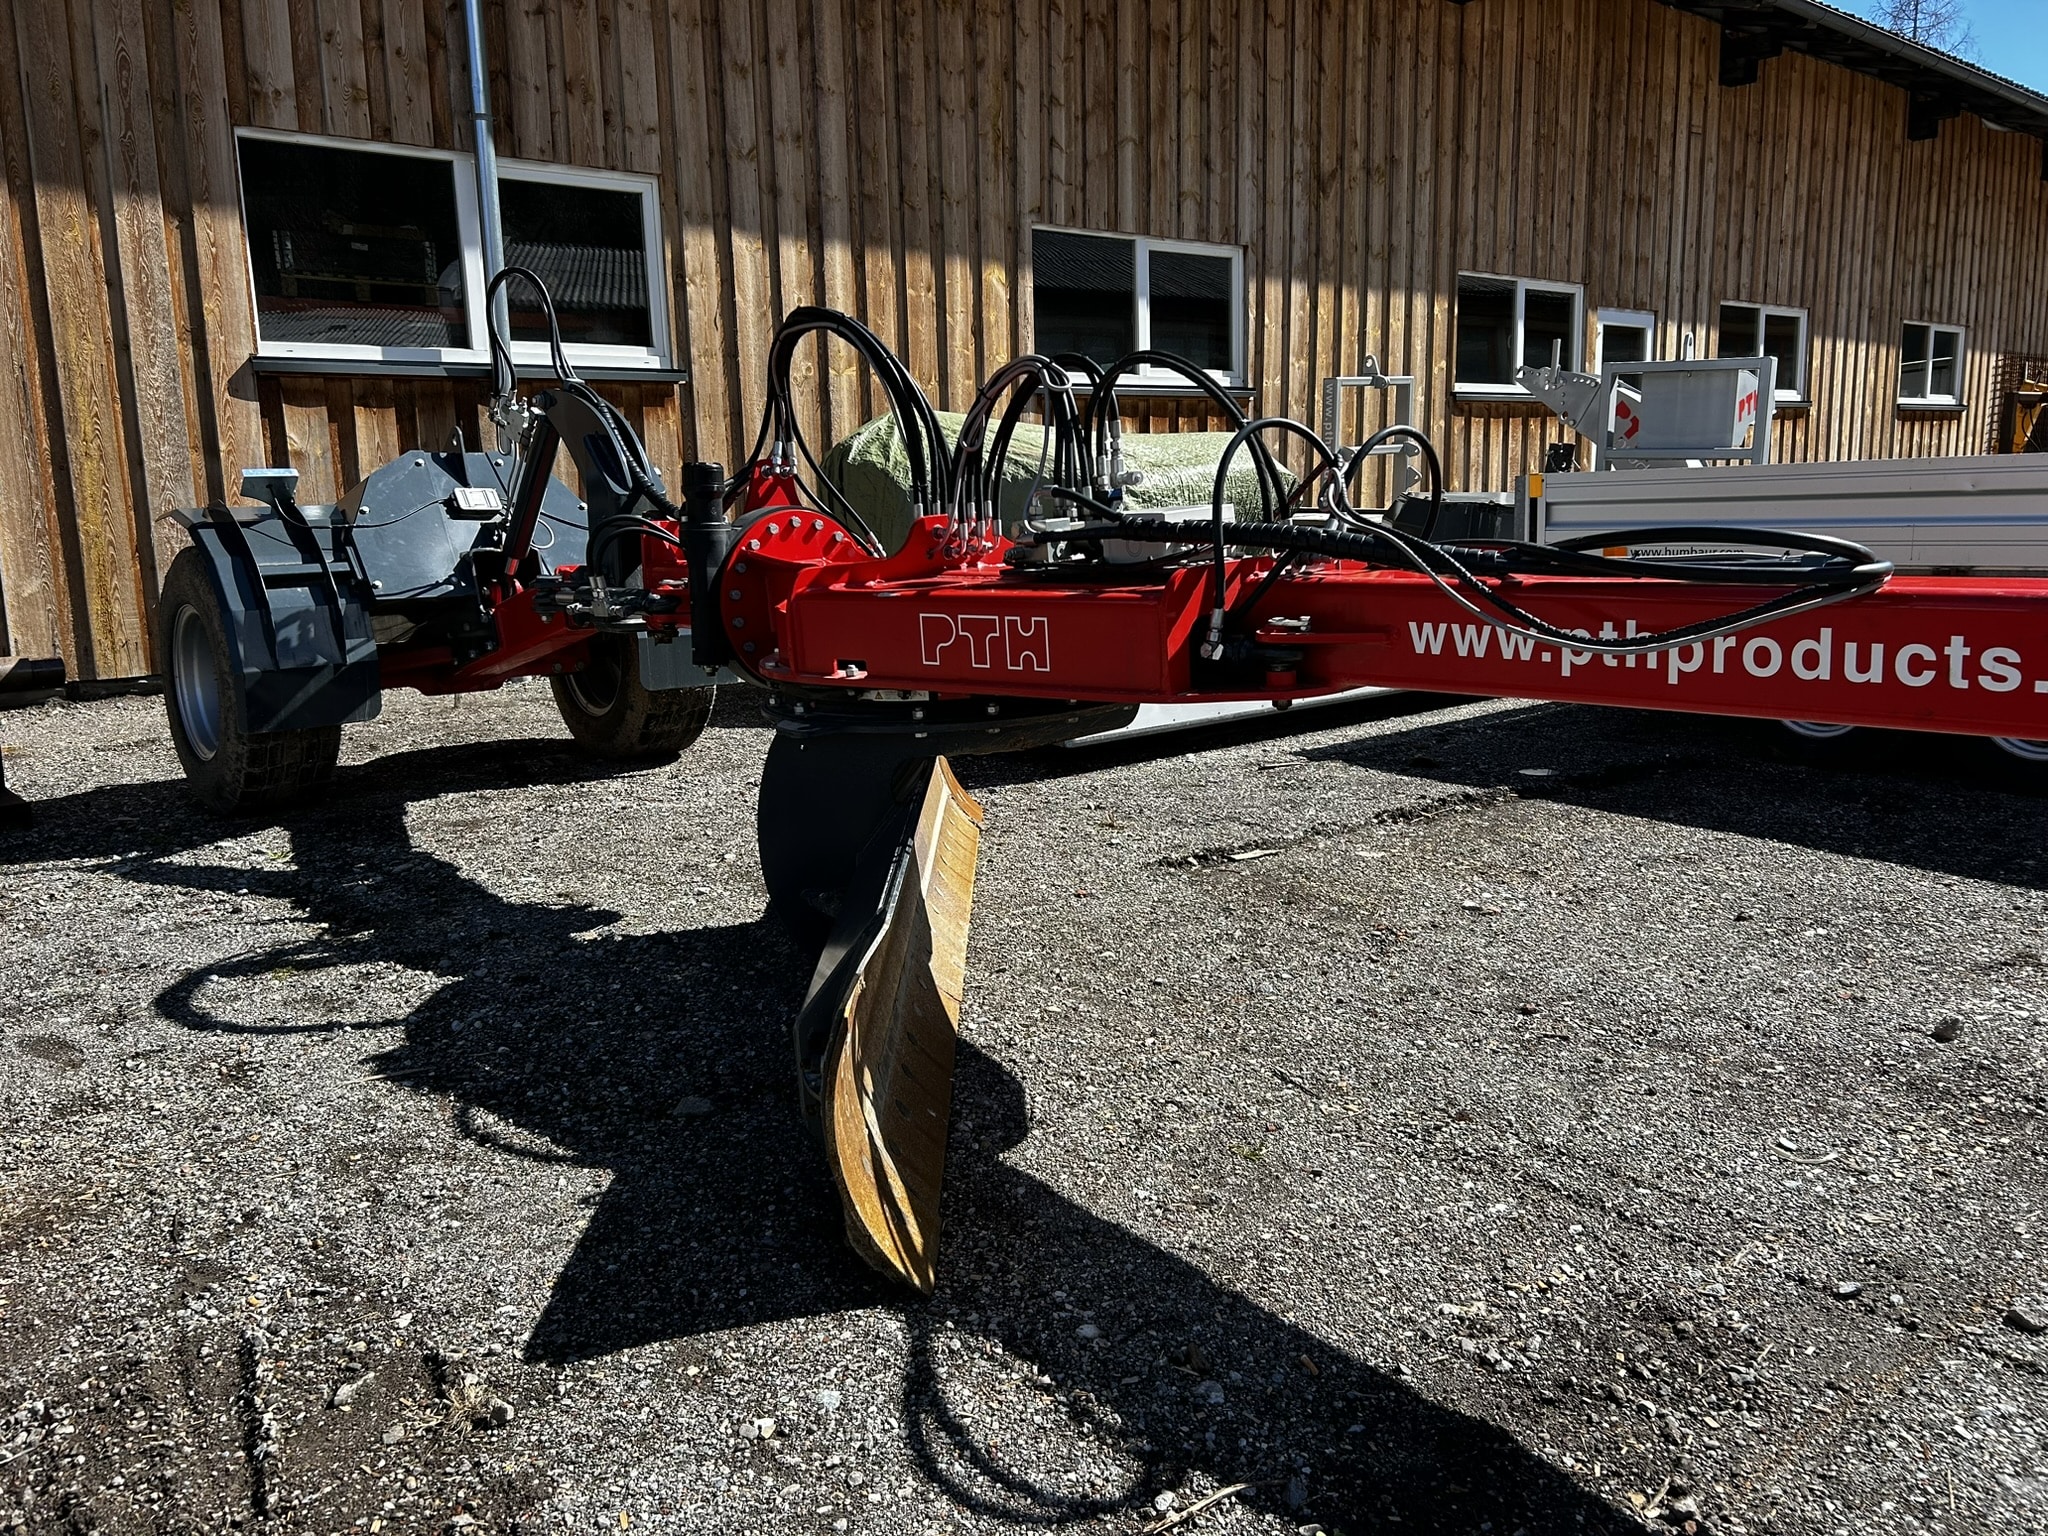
[718,501,2048,743]
[362,469,2048,746]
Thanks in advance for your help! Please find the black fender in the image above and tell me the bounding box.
[170,498,381,734]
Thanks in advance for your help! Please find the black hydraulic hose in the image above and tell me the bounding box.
[969,358,1090,525]
[743,307,954,549]
[1026,516,1891,658]
[587,516,684,569]
[485,265,576,394]
[1203,417,1347,643]
[1337,424,1445,537]
[1091,351,1289,519]
[1032,485,1129,521]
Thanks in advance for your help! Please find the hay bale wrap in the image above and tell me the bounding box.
[816,411,1293,553]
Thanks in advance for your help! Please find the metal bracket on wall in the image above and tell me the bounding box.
[1320,365,1421,503]
[1718,28,1782,88]
[1908,92,1962,142]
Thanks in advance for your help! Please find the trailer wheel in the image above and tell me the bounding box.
[1781,720,1857,741]
[158,548,342,813]
[550,634,712,761]
[1993,737,2048,765]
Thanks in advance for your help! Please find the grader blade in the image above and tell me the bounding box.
[811,758,983,1293]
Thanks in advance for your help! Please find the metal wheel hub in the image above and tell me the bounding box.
[1782,720,1857,740]
[172,605,223,762]
[1994,736,2048,764]
[564,642,625,717]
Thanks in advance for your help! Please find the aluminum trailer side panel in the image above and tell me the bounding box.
[1534,454,2048,574]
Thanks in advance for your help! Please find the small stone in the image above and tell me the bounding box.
[1195,1380,1225,1405]
[739,1421,759,1440]
[845,1470,865,1489]
[1831,1281,1864,1300]
[1076,1323,1101,1341]
[381,1424,407,1445]
[813,1389,842,1412]
[1284,1475,1309,1510]
[2004,1301,2048,1334]
[673,1096,714,1117]
[1931,1018,1962,1043]
[754,1416,777,1440]
[1152,1492,1178,1514]
[486,1399,514,1427]
[329,1373,371,1408]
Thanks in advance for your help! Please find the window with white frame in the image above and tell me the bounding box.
[1031,228,1243,384]
[1717,301,1806,401]
[236,128,670,369]
[1454,273,1583,393]
[1898,322,1965,406]
[1594,307,1656,386]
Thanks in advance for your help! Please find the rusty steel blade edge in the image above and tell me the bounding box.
[818,758,984,1293]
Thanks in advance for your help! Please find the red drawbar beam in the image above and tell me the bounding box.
[1267,569,2048,739]
[726,514,2048,741]
[378,586,590,695]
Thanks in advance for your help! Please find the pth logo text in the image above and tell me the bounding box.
[918,614,1051,672]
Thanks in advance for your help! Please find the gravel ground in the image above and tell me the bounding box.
[2,681,2046,1536]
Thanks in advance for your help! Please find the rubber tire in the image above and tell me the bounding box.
[550,634,713,761]
[1992,737,2048,766]
[158,547,342,813]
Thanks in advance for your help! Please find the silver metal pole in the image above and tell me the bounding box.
[462,0,507,340]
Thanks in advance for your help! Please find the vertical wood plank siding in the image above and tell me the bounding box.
[3,0,2046,675]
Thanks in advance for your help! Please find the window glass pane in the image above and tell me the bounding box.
[1523,288,1576,371]
[1762,311,1803,394]
[501,178,654,349]
[1899,323,1930,400]
[1147,250,1234,371]
[240,137,466,349]
[1601,323,1651,366]
[1033,230,1136,363]
[1455,276,1516,385]
[1717,304,1760,357]
[1929,328,1962,399]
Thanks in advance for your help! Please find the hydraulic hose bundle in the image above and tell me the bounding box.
[485,266,689,582]
[630,300,1894,670]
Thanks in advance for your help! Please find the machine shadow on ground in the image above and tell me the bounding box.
[957,694,2048,892]
[2,736,1637,1532]
[1291,704,2048,892]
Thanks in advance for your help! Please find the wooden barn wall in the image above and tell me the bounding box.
[3,0,2047,676]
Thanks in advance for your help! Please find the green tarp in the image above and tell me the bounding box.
[817,411,1293,553]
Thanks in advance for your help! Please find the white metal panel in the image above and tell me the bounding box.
[1536,454,2048,573]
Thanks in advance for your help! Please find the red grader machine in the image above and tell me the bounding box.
[158,278,2048,1291]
